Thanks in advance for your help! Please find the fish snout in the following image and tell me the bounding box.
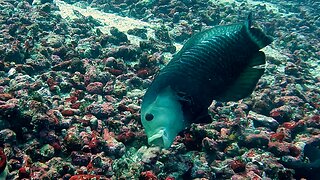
[148,129,170,148]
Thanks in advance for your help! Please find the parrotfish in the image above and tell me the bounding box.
[140,13,273,149]
[279,143,320,179]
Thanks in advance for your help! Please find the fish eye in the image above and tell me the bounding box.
[145,113,154,121]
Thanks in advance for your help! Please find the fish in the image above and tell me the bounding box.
[279,143,320,179]
[140,13,273,149]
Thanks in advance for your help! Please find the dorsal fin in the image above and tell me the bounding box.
[245,13,273,49]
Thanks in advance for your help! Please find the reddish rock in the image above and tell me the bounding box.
[18,167,30,179]
[137,69,151,78]
[87,102,115,118]
[140,170,158,180]
[86,82,104,94]
[270,132,285,142]
[69,174,104,180]
[71,102,81,109]
[289,145,301,157]
[165,177,175,180]
[242,134,269,149]
[71,151,91,166]
[0,93,13,101]
[0,148,7,174]
[61,109,75,116]
[270,105,293,123]
[268,142,290,156]
[248,111,279,131]
[230,160,246,173]
[108,68,123,76]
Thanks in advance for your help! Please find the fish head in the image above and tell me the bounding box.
[141,87,186,149]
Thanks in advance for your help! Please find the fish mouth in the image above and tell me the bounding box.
[148,129,170,148]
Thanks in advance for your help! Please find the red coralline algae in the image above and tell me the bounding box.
[51,142,62,151]
[282,120,305,132]
[137,69,151,78]
[270,132,285,142]
[0,148,6,174]
[165,177,175,180]
[103,129,115,147]
[87,103,115,118]
[246,150,256,158]
[243,134,269,148]
[0,103,16,111]
[66,96,78,103]
[117,103,135,114]
[69,174,104,180]
[71,89,85,100]
[116,130,135,143]
[18,167,30,179]
[230,160,246,173]
[271,127,292,143]
[282,122,296,129]
[181,132,199,150]
[140,170,158,180]
[71,102,82,109]
[0,93,13,101]
[89,131,100,152]
[269,105,292,123]
[46,109,60,124]
[311,115,320,121]
[289,145,301,157]
[108,68,123,76]
[86,82,104,94]
[61,109,76,116]
[46,77,57,87]
[268,142,291,156]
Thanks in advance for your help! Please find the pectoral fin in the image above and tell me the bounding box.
[217,51,266,101]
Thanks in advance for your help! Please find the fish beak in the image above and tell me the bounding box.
[148,129,170,148]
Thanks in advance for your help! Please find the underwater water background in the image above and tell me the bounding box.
[0,0,319,179]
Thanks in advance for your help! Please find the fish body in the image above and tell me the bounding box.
[279,143,320,179]
[141,13,273,148]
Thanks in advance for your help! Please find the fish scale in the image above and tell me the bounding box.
[177,36,239,81]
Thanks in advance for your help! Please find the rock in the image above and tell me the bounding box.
[45,34,64,48]
[71,151,91,166]
[86,82,104,94]
[127,28,148,39]
[32,0,53,5]
[40,144,55,159]
[86,102,115,119]
[248,111,279,131]
[270,105,293,123]
[240,134,269,149]
[230,160,246,173]
[109,27,129,45]
[0,129,16,144]
[268,142,290,157]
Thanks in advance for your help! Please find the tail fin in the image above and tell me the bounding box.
[245,13,273,49]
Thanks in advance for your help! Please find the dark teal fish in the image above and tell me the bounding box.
[141,13,273,148]
[279,143,320,179]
